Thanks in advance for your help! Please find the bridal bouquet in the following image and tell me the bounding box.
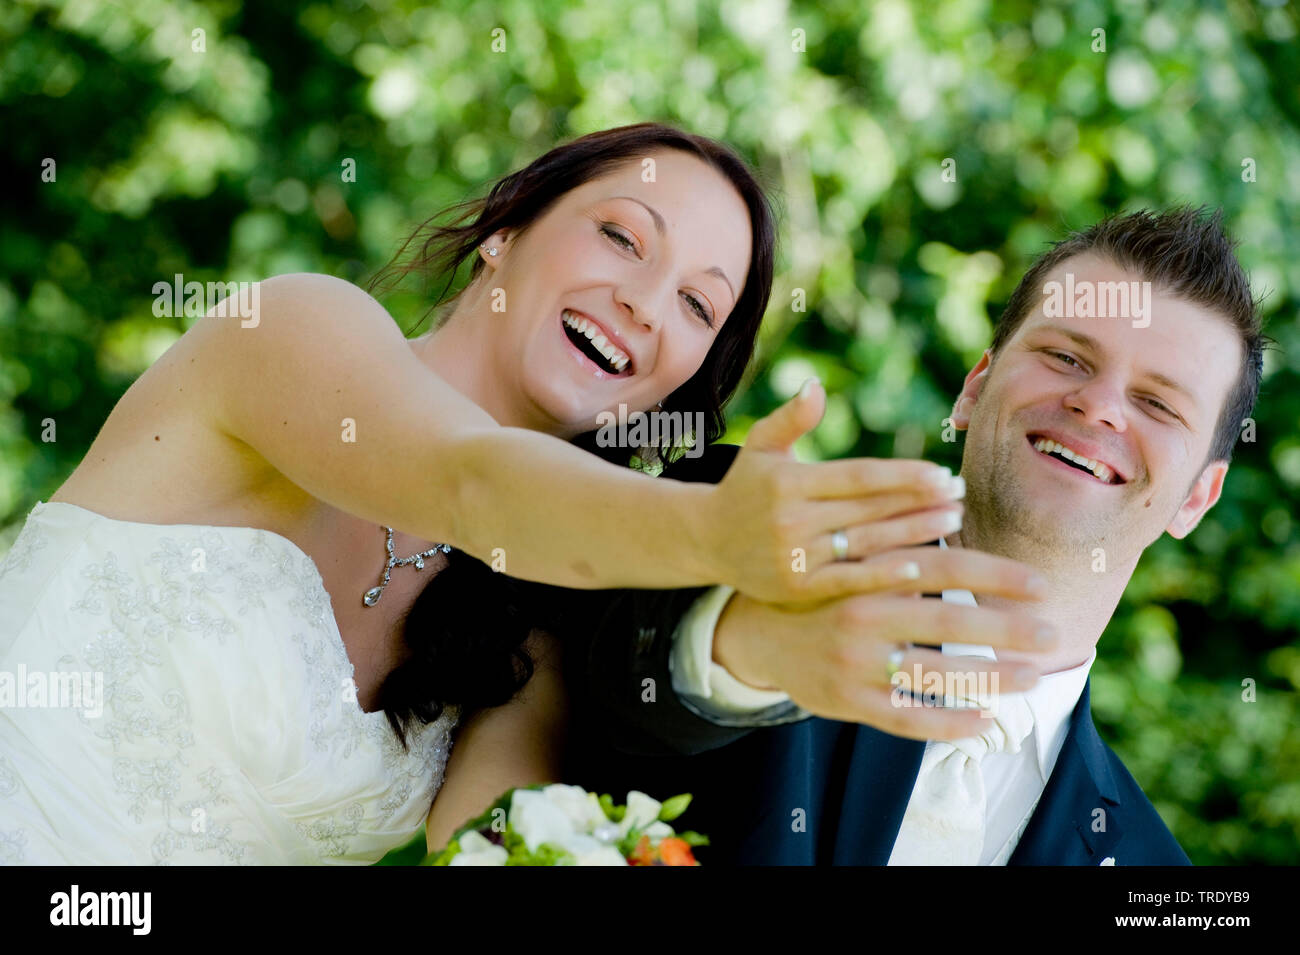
[424,784,707,866]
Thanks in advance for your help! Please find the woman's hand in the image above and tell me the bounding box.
[706,379,968,605]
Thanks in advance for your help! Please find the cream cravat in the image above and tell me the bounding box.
[887,690,1036,865]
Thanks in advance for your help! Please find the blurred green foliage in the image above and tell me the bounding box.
[2,0,1296,864]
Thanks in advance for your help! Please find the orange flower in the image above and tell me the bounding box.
[656,837,699,866]
[627,834,699,866]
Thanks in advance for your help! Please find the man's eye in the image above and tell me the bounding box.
[600,225,636,252]
[1144,397,1173,415]
[1052,352,1081,368]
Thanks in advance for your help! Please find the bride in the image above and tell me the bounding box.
[0,123,964,864]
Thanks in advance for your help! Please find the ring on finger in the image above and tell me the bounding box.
[884,644,905,681]
[830,528,850,561]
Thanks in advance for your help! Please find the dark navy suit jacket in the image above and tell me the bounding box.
[549,443,1192,865]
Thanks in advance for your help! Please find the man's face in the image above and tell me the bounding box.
[952,252,1241,570]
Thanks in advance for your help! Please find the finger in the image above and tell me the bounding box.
[871,644,1040,694]
[817,504,964,562]
[857,548,1049,602]
[798,457,958,500]
[804,591,1057,653]
[743,378,825,455]
[812,482,967,530]
[804,684,997,742]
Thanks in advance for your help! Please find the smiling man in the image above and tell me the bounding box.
[561,206,1265,865]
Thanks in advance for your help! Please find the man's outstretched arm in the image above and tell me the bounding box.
[557,443,808,759]
[553,443,1057,756]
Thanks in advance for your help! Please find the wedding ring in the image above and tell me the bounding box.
[884,645,905,680]
[830,529,850,561]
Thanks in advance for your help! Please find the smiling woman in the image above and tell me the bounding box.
[0,121,971,864]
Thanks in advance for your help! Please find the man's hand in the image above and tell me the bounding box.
[712,547,1057,740]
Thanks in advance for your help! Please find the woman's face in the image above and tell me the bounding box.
[473,149,754,437]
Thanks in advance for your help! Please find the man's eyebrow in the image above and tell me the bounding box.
[1145,369,1198,408]
[608,195,736,300]
[1033,323,1199,409]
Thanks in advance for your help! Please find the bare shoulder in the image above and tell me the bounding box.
[190,270,495,536]
[189,271,415,437]
[192,272,408,367]
[49,273,411,523]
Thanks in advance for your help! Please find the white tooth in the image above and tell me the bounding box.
[1060,448,1076,462]
[579,319,591,334]
[1095,463,1112,482]
[1034,439,1047,452]
[591,332,609,350]
[613,356,628,371]
[1078,456,1094,470]
[1050,442,1064,455]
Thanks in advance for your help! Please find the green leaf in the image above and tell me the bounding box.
[658,793,692,822]
[423,838,461,866]
[598,793,617,820]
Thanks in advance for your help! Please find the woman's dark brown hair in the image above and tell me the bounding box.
[366,122,779,746]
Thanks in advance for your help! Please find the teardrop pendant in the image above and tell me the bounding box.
[363,586,383,607]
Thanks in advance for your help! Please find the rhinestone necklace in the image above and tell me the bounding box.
[362,526,451,606]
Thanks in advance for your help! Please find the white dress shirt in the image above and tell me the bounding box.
[669,537,1096,865]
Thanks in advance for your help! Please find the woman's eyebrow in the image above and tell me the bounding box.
[606,195,736,300]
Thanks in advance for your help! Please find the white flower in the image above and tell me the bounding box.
[617,790,663,839]
[643,821,674,840]
[509,789,580,852]
[448,830,508,866]
[552,833,629,866]
[541,784,610,833]
[575,845,629,866]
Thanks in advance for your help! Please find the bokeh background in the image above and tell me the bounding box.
[3,0,1297,865]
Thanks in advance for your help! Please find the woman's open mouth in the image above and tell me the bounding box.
[560,309,634,378]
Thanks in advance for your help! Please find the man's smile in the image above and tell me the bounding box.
[1025,432,1128,486]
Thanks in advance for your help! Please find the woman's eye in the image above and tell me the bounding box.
[600,225,636,253]
[683,293,713,326]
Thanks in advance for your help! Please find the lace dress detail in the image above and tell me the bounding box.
[0,501,457,865]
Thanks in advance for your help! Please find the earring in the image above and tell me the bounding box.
[480,243,499,257]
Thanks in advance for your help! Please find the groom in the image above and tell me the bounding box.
[559,207,1263,864]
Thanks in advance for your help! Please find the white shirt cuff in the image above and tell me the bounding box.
[669,584,793,714]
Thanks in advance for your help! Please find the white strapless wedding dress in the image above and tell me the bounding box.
[0,500,458,865]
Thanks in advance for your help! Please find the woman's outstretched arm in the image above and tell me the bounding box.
[202,272,963,599]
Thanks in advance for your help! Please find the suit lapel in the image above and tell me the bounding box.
[833,724,926,864]
[1008,679,1125,865]
[730,718,926,865]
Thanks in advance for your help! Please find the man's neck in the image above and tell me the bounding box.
[943,529,1133,675]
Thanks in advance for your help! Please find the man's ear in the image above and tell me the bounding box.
[1166,460,1229,539]
[950,349,994,431]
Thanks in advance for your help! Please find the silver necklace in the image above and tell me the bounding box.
[362,527,451,606]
